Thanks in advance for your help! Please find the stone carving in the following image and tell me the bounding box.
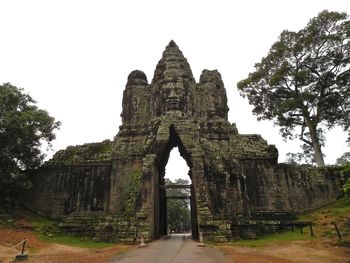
[28,41,349,242]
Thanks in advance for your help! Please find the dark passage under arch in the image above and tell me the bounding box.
[155,125,198,239]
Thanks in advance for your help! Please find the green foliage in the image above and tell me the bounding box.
[337,154,350,195]
[124,171,142,216]
[237,10,350,166]
[343,178,350,195]
[165,178,191,232]
[341,163,350,173]
[336,152,350,166]
[0,83,60,205]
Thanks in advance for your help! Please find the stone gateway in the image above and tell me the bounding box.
[29,41,346,242]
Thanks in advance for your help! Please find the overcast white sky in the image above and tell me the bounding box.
[1,0,349,181]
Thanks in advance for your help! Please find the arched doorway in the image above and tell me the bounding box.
[164,148,191,235]
[154,125,199,240]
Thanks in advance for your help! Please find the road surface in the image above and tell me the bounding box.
[106,234,230,263]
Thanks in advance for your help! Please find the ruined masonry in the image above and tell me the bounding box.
[29,41,346,242]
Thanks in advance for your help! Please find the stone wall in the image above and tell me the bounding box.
[51,140,112,162]
[231,161,347,239]
[240,161,345,214]
[28,161,111,219]
[275,164,345,212]
[28,155,347,241]
[27,41,349,242]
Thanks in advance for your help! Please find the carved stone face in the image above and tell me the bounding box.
[162,80,186,111]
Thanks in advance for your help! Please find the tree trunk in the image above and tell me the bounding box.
[308,125,325,167]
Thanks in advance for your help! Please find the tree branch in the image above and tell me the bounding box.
[299,121,312,145]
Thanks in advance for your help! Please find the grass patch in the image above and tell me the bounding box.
[298,196,350,240]
[232,229,314,248]
[30,214,58,232]
[229,196,350,248]
[30,215,114,249]
[0,209,120,249]
[38,234,114,249]
[299,196,350,222]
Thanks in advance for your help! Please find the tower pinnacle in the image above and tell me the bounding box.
[168,40,177,47]
[151,40,195,84]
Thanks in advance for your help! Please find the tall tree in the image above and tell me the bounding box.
[336,152,350,165]
[0,83,60,205]
[237,10,350,166]
[165,178,191,233]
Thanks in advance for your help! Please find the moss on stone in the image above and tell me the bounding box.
[123,171,142,217]
[50,139,113,162]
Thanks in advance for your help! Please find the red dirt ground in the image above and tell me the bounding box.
[1,228,349,263]
[0,229,131,263]
[220,240,350,263]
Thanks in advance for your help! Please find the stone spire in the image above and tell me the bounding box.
[151,40,195,85]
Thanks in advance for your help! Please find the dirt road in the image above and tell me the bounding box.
[1,229,349,263]
[106,234,230,263]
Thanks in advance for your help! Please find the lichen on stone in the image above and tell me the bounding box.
[50,139,113,163]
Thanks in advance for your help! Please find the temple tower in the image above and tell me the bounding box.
[110,41,277,241]
[29,41,343,243]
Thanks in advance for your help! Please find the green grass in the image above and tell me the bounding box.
[232,229,315,248]
[30,214,57,232]
[299,196,350,221]
[230,196,350,248]
[38,234,114,249]
[298,196,350,241]
[30,215,115,249]
[0,211,115,249]
[301,196,350,241]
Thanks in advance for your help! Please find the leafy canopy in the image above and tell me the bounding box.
[0,83,60,203]
[336,152,350,166]
[238,10,350,166]
[165,178,191,232]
